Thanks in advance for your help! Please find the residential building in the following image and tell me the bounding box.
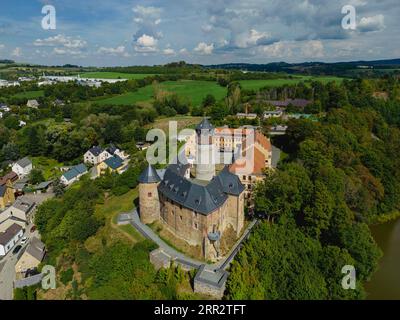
[60,164,88,186]
[84,146,111,165]
[96,155,127,175]
[263,110,284,119]
[0,223,23,256]
[266,99,311,109]
[1,197,36,224]
[0,171,18,186]
[26,99,39,109]
[15,237,46,275]
[0,181,15,210]
[236,113,258,119]
[12,157,33,178]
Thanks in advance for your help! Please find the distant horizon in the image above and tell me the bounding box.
[2,57,400,69]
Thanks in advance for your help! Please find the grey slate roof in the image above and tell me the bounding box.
[62,164,88,182]
[0,223,22,246]
[88,146,103,157]
[15,157,32,169]
[195,118,213,131]
[139,165,161,184]
[157,164,243,215]
[104,155,123,170]
[106,144,118,155]
[25,237,45,262]
[12,198,35,214]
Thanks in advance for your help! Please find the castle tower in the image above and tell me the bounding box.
[138,164,161,224]
[195,118,215,181]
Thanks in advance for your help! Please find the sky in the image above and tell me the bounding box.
[0,0,399,66]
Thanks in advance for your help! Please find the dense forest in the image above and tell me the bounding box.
[226,80,400,299]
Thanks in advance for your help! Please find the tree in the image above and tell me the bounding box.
[202,94,216,107]
[29,169,45,185]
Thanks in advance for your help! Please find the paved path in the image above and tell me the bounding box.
[130,209,258,271]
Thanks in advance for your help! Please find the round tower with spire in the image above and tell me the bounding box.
[138,164,161,224]
[195,118,216,181]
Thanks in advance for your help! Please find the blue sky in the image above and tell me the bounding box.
[0,0,399,66]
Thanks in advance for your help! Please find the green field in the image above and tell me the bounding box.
[12,90,44,99]
[80,72,156,80]
[96,80,228,106]
[239,76,343,91]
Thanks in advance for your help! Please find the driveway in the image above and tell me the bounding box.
[130,209,258,272]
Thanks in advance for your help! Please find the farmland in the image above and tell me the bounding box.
[96,80,227,106]
[238,76,343,91]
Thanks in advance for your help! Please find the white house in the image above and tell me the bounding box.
[19,120,27,127]
[60,164,88,186]
[26,100,39,109]
[0,103,10,112]
[12,157,33,177]
[84,146,111,165]
[0,223,23,256]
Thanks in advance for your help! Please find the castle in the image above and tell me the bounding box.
[138,118,271,261]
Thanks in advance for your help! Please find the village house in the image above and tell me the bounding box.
[0,181,15,210]
[266,98,311,109]
[84,146,112,165]
[60,164,88,186]
[96,155,127,176]
[0,171,18,187]
[19,120,27,127]
[12,157,33,178]
[0,197,36,225]
[0,223,23,256]
[26,99,40,109]
[263,110,284,119]
[236,112,258,120]
[15,237,46,276]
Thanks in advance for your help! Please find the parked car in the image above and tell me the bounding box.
[30,226,36,233]
[20,237,28,245]
[12,245,22,255]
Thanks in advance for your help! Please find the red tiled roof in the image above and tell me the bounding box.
[229,147,267,175]
[0,171,18,186]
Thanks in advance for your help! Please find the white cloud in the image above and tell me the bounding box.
[179,48,189,55]
[201,24,213,33]
[11,47,22,57]
[260,41,295,58]
[132,5,162,18]
[163,48,175,55]
[0,44,4,49]
[34,34,87,48]
[134,34,158,53]
[301,40,325,58]
[194,42,214,55]
[52,48,83,56]
[234,29,272,48]
[358,15,385,32]
[97,46,130,57]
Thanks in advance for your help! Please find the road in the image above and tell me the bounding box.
[130,209,258,271]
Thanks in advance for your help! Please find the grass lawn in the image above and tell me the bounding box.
[148,115,203,133]
[80,72,156,80]
[12,90,44,99]
[239,76,343,91]
[31,157,64,180]
[96,80,227,107]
